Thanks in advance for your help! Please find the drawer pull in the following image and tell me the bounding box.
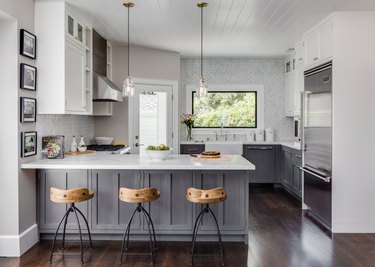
[313,57,318,61]
[249,147,273,150]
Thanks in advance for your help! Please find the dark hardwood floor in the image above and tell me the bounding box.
[1,187,375,267]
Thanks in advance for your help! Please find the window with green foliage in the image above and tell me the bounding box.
[192,91,257,128]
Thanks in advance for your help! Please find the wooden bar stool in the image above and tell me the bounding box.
[49,187,94,265]
[186,187,227,266]
[119,187,160,265]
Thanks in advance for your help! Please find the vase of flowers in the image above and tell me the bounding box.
[180,113,196,141]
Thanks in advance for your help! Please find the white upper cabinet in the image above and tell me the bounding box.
[304,32,319,67]
[318,21,333,62]
[303,19,333,69]
[295,41,304,67]
[284,55,296,117]
[294,65,304,116]
[35,1,92,115]
[65,40,86,112]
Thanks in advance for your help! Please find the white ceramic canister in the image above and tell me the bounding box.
[265,127,275,142]
[247,132,255,142]
[255,129,264,141]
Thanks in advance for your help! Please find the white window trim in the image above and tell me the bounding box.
[185,84,264,134]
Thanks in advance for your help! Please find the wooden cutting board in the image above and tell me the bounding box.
[191,155,231,161]
[65,150,96,155]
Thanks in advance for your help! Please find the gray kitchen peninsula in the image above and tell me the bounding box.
[21,154,255,243]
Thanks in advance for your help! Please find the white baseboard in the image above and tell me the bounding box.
[0,224,38,257]
[332,223,375,233]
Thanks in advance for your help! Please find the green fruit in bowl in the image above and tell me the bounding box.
[147,144,170,151]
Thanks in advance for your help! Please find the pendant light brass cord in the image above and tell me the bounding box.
[127,5,130,77]
[201,5,203,78]
[197,2,207,79]
[123,2,134,77]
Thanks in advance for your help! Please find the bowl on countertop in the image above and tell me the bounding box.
[145,149,172,161]
[95,137,114,145]
[78,146,87,152]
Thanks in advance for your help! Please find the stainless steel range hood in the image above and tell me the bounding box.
[93,74,123,102]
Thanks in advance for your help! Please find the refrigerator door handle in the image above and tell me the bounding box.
[300,166,331,183]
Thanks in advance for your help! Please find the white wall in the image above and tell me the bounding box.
[0,16,19,237]
[332,12,375,233]
[94,45,180,143]
[0,0,38,256]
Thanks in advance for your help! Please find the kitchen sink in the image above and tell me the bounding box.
[205,141,243,155]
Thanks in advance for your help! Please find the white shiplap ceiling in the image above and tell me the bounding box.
[66,0,375,57]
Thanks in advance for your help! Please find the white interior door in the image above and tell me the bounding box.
[132,84,173,155]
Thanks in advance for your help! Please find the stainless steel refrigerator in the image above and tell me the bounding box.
[301,61,332,230]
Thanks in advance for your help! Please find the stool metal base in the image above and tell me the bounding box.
[191,204,225,266]
[120,203,157,265]
[49,203,93,265]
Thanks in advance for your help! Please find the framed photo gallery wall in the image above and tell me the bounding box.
[21,131,37,157]
[20,29,36,59]
[20,29,38,157]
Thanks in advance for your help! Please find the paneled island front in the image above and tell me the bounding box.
[22,153,255,243]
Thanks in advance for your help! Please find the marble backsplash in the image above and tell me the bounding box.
[36,115,95,157]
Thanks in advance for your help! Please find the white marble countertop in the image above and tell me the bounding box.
[180,140,301,150]
[21,153,255,171]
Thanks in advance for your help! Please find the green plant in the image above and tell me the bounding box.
[146,144,170,151]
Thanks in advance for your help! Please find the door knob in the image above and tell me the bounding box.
[135,143,144,147]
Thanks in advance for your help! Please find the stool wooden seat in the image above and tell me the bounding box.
[186,187,227,204]
[119,187,160,265]
[49,187,94,265]
[50,187,94,203]
[186,187,226,266]
[119,187,160,203]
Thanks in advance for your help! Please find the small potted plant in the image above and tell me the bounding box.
[180,113,196,141]
[78,144,87,152]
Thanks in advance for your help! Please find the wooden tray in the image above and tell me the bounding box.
[65,150,96,155]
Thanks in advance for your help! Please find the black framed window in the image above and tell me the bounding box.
[192,91,257,128]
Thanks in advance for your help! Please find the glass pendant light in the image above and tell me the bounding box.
[197,2,208,98]
[122,2,135,97]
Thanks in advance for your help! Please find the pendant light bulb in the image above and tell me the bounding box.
[197,76,207,98]
[122,2,135,97]
[197,2,208,98]
[123,76,134,97]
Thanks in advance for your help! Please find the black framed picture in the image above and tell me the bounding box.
[20,63,37,90]
[21,131,37,157]
[20,97,37,123]
[20,29,36,59]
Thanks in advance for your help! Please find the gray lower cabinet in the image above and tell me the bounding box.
[143,171,194,232]
[193,171,247,232]
[281,146,302,199]
[38,169,89,232]
[243,145,276,183]
[281,147,293,187]
[91,170,142,233]
[38,169,249,241]
[180,144,205,155]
